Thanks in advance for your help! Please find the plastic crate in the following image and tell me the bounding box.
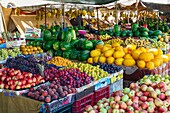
[72,93,94,113]
[0,43,6,49]
[94,77,110,91]
[45,94,75,113]
[40,103,72,113]
[75,85,94,101]
[110,79,123,95]
[94,85,110,104]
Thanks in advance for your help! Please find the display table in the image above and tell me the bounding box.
[0,92,42,113]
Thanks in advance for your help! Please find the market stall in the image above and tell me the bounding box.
[0,0,170,113]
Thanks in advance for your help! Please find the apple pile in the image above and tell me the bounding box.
[27,81,76,103]
[44,67,94,88]
[139,74,170,84]
[0,68,45,90]
[84,81,170,113]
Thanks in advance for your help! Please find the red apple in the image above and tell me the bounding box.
[136,91,143,97]
[158,82,165,88]
[114,96,121,102]
[159,93,166,100]
[141,102,148,110]
[21,79,26,85]
[10,84,16,90]
[119,101,127,109]
[32,77,36,83]
[143,91,150,97]
[140,96,147,102]
[27,78,33,84]
[158,106,168,112]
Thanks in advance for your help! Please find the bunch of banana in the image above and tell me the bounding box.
[149,40,166,48]
[124,37,135,45]
[133,39,150,47]
[104,38,123,45]
[99,34,111,40]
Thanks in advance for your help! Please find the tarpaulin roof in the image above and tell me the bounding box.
[143,2,170,13]
[48,0,118,5]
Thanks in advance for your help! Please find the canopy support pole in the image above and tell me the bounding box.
[45,4,47,29]
[115,1,118,25]
[97,7,100,36]
[62,4,65,30]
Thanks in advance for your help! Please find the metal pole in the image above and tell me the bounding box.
[62,4,65,30]
[45,5,47,29]
[115,1,118,25]
[97,8,100,35]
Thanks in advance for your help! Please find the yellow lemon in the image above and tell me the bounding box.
[114,58,124,66]
[107,57,115,64]
[146,61,155,70]
[137,60,146,69]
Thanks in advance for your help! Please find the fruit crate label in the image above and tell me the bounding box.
[47,96,69,113]
[3,90,15,97]
[6,40,26,48]
[25,28,41,38]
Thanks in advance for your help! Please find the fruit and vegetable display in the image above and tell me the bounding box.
[26,82,76,103]
[47,56,73,67]
[88,43,170,70]
[84,75,170,113]
[92,63,122,74]
[44,67,93,88]
[0,68,45,90]
[0,47,21,60]
[67,63,108,80]
[20,45,43,55]
[5,55,45,74]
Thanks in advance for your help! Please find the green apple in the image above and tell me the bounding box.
[123,88,130,94]
[122,95,129,102]
[112,109,120,113]
[100,107,107,113]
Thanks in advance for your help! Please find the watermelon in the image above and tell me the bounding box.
[54,50,63,56]
[62,50,72,59]
[75,39,84,50]
[43,41,53,51]
[153,30,162,36]
[121,30,127,37]
[140,31,148,37]
[139,27,148,32]
[60,42,71,51]
[133,30,140,37]
[70,39,79,48]
[54,25,61,32]
[114,24,120,33]
[132,23,139,32]
[70,51,80,60]
[57,31,64,41]
[82,40,93,50]
[127,30,133,37]
[78,50,90,61]
[53,41,60,50]
[42,30,51,41]
[115,32,121,37]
